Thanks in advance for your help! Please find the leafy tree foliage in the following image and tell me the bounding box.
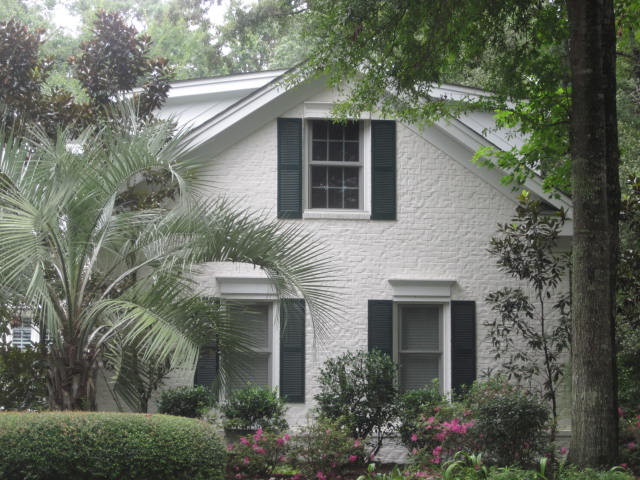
[0,346,48,411]
[0,11,171,136]
[484,194,571,429]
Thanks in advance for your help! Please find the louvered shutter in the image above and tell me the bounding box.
[371,120,396,220]
[368,299,393,356]
[451,301,477,394]
[194,344,218,388]
[277,118,303,219]
[280,299,305,402]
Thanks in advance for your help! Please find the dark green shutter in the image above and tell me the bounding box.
[371,120,396,220]
[368,300,393,355]
[280,299,305,402]
[451,301,476,394]
[194,344,218,388]
[277,118,303,219]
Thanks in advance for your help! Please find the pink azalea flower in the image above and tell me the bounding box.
[349,455,358,463]
[317,472,327,480]
[410,433,418,442]
[560,447,568,455]
[239,437,249,445]
[276,437,285,446]
[618,408,625,417]
[621,464,629,469]
[353,439,361,447]
[627,441,637,450]
[243,457,250,464]
[411,448,417,455]
[252,446,266,454]
[278,456,287,462]
[235,474,242,480]
[284,434,291,441]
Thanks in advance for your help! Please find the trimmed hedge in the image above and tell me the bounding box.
[0,411,225,480]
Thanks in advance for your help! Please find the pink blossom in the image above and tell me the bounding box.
[411,448,418,455]
[410,433,418,442]
[370,454,376,461]
[243,457,250,464]
[253,429,263,441]
[293,474,303,480]
[227,444,235,451]
[353,439,361,447]
[239,437,249,446]
[627,441,637,450]
[621,463,629,469]
[349,455,358,463]
[276,437,285,446]
[235,474,242,480]
[331,462,337,468]
[284,434,291,441]
[426,416,435,424]
[317,472,327,480]
[432,446,443,456]
[279,456,287,462]
[252,446,266,454]
[560,447,568,455]
[618,408,625,417]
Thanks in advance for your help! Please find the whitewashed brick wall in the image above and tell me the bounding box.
[96,88,571,434]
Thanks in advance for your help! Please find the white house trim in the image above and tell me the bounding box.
[216,276,277,299]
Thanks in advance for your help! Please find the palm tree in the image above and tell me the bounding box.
[0,111,335,410]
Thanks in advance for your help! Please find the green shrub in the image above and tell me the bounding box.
[157,385,215,418]
[619,411,640,474]
[556,466,634,480]
[289,419,366,480]
[397,381,446,446]
[221,384,288,431]
[226,428,290,480]
[465,378,550,467]
[0,345,48,410]
[0,411,225,480]
[314,350,398,451]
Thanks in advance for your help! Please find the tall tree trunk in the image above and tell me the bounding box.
[567,0,619,467]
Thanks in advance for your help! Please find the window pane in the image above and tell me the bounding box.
[311,166,327,187]
[230,353,270,391]
[328,141,343,162]
[311,188,327,208]
[344,167,359,187]
[235,305,269,350]
[313,120,328,140]
[401,306,440,351]
[312,140,327,161]
[328,122,343,140]
[344,142,359,162]
[328,167,343,187]
[345,121,359,141]
[344,189,359,209]
[400,353,439,391]
[328,188,343,208]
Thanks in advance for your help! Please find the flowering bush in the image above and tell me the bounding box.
[289,420,367,480]
[397,382,446,447]
[619,410,640,474]
[407,403,477,466]
[225,429,289,480]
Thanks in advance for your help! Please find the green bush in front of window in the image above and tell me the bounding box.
[314,349,398,455]
[0,411,225,480]
[396,380,446,447]
[157,385,216,418]
[221,384,288,431]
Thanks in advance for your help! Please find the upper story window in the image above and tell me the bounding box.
[309,120,362,210]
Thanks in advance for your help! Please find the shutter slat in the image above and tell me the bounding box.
[280,299,305,402]
[278,118,302,218]
[371,120,396,220]
[451,301,476,394]
[368,300,393,356]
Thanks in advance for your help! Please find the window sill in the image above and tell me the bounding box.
[303,210,371,220]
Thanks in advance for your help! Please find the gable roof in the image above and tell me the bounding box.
[160,69,572,217]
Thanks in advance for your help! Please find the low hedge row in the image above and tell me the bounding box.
[0,411,225,480]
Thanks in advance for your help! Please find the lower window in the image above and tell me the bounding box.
[397,304,442,391]
[227,303,272,392]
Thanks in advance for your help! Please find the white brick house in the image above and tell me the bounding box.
[96,69,573,427]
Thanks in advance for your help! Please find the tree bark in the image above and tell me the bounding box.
[47,343,98,411]
[567,0,619,467]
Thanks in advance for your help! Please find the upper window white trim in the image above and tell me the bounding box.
[389,279,456,300]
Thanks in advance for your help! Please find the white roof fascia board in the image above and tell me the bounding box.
[184,75,327,154]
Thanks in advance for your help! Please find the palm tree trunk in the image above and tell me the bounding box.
[47,344,98,411]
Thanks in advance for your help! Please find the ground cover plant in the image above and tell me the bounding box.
[0,411,225,480]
